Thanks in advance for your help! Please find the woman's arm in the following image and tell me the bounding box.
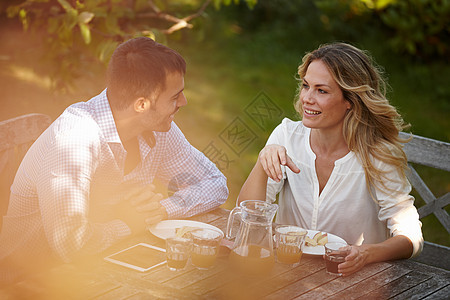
[238,144,300,205]
[237,158,269,205]
[338,235,413,276]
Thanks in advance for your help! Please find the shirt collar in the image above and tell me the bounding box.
[91,89,122,144]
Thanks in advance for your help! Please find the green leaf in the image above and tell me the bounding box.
[78,11,95,24]
[141,30,156,40]
[78,23,91,44]
[19,9,29,31]
[6,5,21,18]
[213,0,222,10]
[98,40,119,63]
[244,0,257,9]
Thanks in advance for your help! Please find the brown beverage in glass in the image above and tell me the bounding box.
[277,244,303,264]
[325,253,346,274]
[166,236,191,271]
[229,244,275,276]
[190,228,223,270]
[324,242,348,276]
[167,253,188,270]
[190,247,218,269]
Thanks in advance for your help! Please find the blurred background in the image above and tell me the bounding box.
[0,0,448,245]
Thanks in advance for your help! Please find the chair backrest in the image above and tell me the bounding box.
[0,113,52,221]
[399,132,450,233]
[400,132,450,270]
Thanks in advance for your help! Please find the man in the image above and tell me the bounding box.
[0,37,228,283]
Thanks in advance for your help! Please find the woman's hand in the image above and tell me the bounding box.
[335,236,414,276]
[338,245,370,276]
[258,144,300,182]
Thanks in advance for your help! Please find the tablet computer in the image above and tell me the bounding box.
[104,243,167,272]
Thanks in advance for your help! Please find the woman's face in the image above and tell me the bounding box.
[299,59,351,132]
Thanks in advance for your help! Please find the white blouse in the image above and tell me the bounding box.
[266,118,423,257]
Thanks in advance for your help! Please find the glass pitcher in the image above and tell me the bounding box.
[226,200,278,276]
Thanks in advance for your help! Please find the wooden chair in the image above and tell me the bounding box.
[399,132,450,270]
[0,113,52,227]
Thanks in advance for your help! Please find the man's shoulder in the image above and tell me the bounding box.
[152,122,194,153]
[52,102,102,140]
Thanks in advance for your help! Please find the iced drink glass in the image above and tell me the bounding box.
[166,236,191,271]
[275,225,307,266]
[324,242,348,276]
[190,228,223,270]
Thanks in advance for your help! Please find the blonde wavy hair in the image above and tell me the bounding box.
[295,42,410,195]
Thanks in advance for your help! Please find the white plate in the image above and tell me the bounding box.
[303,230,347,255]
[149,220,223,240]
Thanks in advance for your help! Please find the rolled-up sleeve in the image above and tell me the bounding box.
[375,162,424,258]
[157,123,228,218]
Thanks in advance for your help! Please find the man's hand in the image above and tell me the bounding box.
[128,184,168,225]
[258,144,300,182]
[118,184,168,234]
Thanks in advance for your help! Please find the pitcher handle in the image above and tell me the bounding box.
[226,206,241,239]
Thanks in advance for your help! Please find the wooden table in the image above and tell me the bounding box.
[1,209,449,299]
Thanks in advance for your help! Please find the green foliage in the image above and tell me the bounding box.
[378,0,450,57]
[360,0,396,10]
[230,0,449,60]
[5,0,258,90]
[214,0,257,10]
[5,0,448,89]
[178,1,449,245]
[315,0,449,58]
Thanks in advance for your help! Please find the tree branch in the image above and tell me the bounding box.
[184,0,211,22]
[138,0,212,35]
[147,0,161,13]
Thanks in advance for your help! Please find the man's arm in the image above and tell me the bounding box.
[156,123,228,218]
[36,134,131,262]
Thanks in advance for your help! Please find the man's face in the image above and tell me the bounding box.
[141,72,187,132]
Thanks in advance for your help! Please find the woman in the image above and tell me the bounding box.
[238,43,423,276]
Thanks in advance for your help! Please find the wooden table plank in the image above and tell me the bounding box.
[88,263,200,299]
[81,280,122,299]
[293,262,393,299]
[159,260,228,289]
[391,277,449,300]
[203,257,324,300]
[3,209,450,300]
[181,269,234,296]
[389,261,450,300]
[143,264,195,284]
[92,286,140,300]
[361,270,432,299]
[6,263,109,299]
[264,269,336,300]
[189,209,226,224]
[325,264,411,300]
[190,256,307,299]
[422,284,450,300]
[209,218,229,234]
